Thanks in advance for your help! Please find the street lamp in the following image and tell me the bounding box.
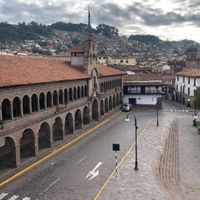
[125,113,139,170]
[152,97,159,126]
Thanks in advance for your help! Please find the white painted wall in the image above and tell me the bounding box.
[123,94,162,105]
[175,75,200,96]
[71,56,85,66]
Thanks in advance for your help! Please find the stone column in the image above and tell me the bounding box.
[49,123,54,146]
[20,100,23,117]
[0,105,2,121]
[34,134,39,157]
[29,99,32,114]
[10,101,13,120]
[38,97,40,112]
[15,144,21,167]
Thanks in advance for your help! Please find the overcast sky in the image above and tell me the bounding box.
[0,0,200,42]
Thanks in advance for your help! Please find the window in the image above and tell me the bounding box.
[183,77,185,82]
[194,78,196,86]
[126,60,128,63]
[120,60,123,63]
[188,77,190,84]
[188,87,190,96]
[177,76,179,81]
[194,89,196,95]
[176,85,178,91]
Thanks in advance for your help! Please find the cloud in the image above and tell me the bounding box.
[0,0,199,42]
[0,0,84,24]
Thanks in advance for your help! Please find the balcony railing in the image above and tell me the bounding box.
[124,90,163,95]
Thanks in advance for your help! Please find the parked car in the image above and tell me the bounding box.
[122,103,131,112]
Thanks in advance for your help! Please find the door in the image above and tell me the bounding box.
[129,98,136,105]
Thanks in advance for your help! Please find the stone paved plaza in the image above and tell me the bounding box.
[99,112,200,200]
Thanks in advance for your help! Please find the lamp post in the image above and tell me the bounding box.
[153,97,159,126]
[125,113,139,170]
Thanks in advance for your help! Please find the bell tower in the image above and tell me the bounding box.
[69,7,98,75]
[85,6,98,75]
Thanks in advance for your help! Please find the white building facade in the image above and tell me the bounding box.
[175,69,200,106]
[123,75,163,106]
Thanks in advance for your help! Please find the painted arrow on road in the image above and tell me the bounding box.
[85,162,103,180]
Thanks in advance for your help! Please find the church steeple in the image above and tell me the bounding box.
[88,6,91,29]
[88,6,92,41]
[69,6,97,74]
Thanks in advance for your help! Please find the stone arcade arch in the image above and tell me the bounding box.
[20,129,35,159]
[69,88,73,101]
[38,122,51,150]
[105,98,109,113]
[77,87,81,99]
[83,106,90,124]
[32,94,38,112]
[75,109,82,129]
[65,113,73,134]
[2,99,11,120]
[59,90,63,104]
[113,95,116,108]
[39,93,45,110]
[116,93,119,106]
[100,100,104,115]
[13,97,21,118]
[64,89,68,104]
[85,85,88,97]
[109,96,112,110]
[23,95,30,115]
[53,117,63,141]
[73,87,77,100]
[0,137,16,168]
[53,91,58,106]
[92,99,99,120]
[46,92,52,108]
[81,86,84,98]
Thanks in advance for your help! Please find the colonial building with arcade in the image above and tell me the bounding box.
[0,36,124,171]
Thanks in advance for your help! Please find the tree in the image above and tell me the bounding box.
[128,34,160,45]
[96,24,118,37]
[194,87,200,113]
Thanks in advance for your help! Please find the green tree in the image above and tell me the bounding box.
[194,87,200,112]
[96,24,118,37]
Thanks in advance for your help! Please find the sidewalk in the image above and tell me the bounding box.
[98,114,200,200]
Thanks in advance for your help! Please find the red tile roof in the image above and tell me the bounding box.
[97,65,125,77]
[0,55,90,88]
[176,69,200,77]
[69,45,87,53]
[124,74,162,81]
[162,75,175,81]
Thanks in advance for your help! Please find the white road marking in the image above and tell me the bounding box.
[39,178,60,195]
[75,156,87,166]
[22,197,31,200]
[185,110,189,112]
[85,162,103,180]
[7,195,19,200]
[0,193,8,199]
[170,109,173,112]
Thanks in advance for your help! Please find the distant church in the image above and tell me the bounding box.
[186,46,200,68]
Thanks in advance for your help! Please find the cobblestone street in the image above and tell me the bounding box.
[98,112,200,200]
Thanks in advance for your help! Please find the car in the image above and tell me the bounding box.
[122,103,131,112]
